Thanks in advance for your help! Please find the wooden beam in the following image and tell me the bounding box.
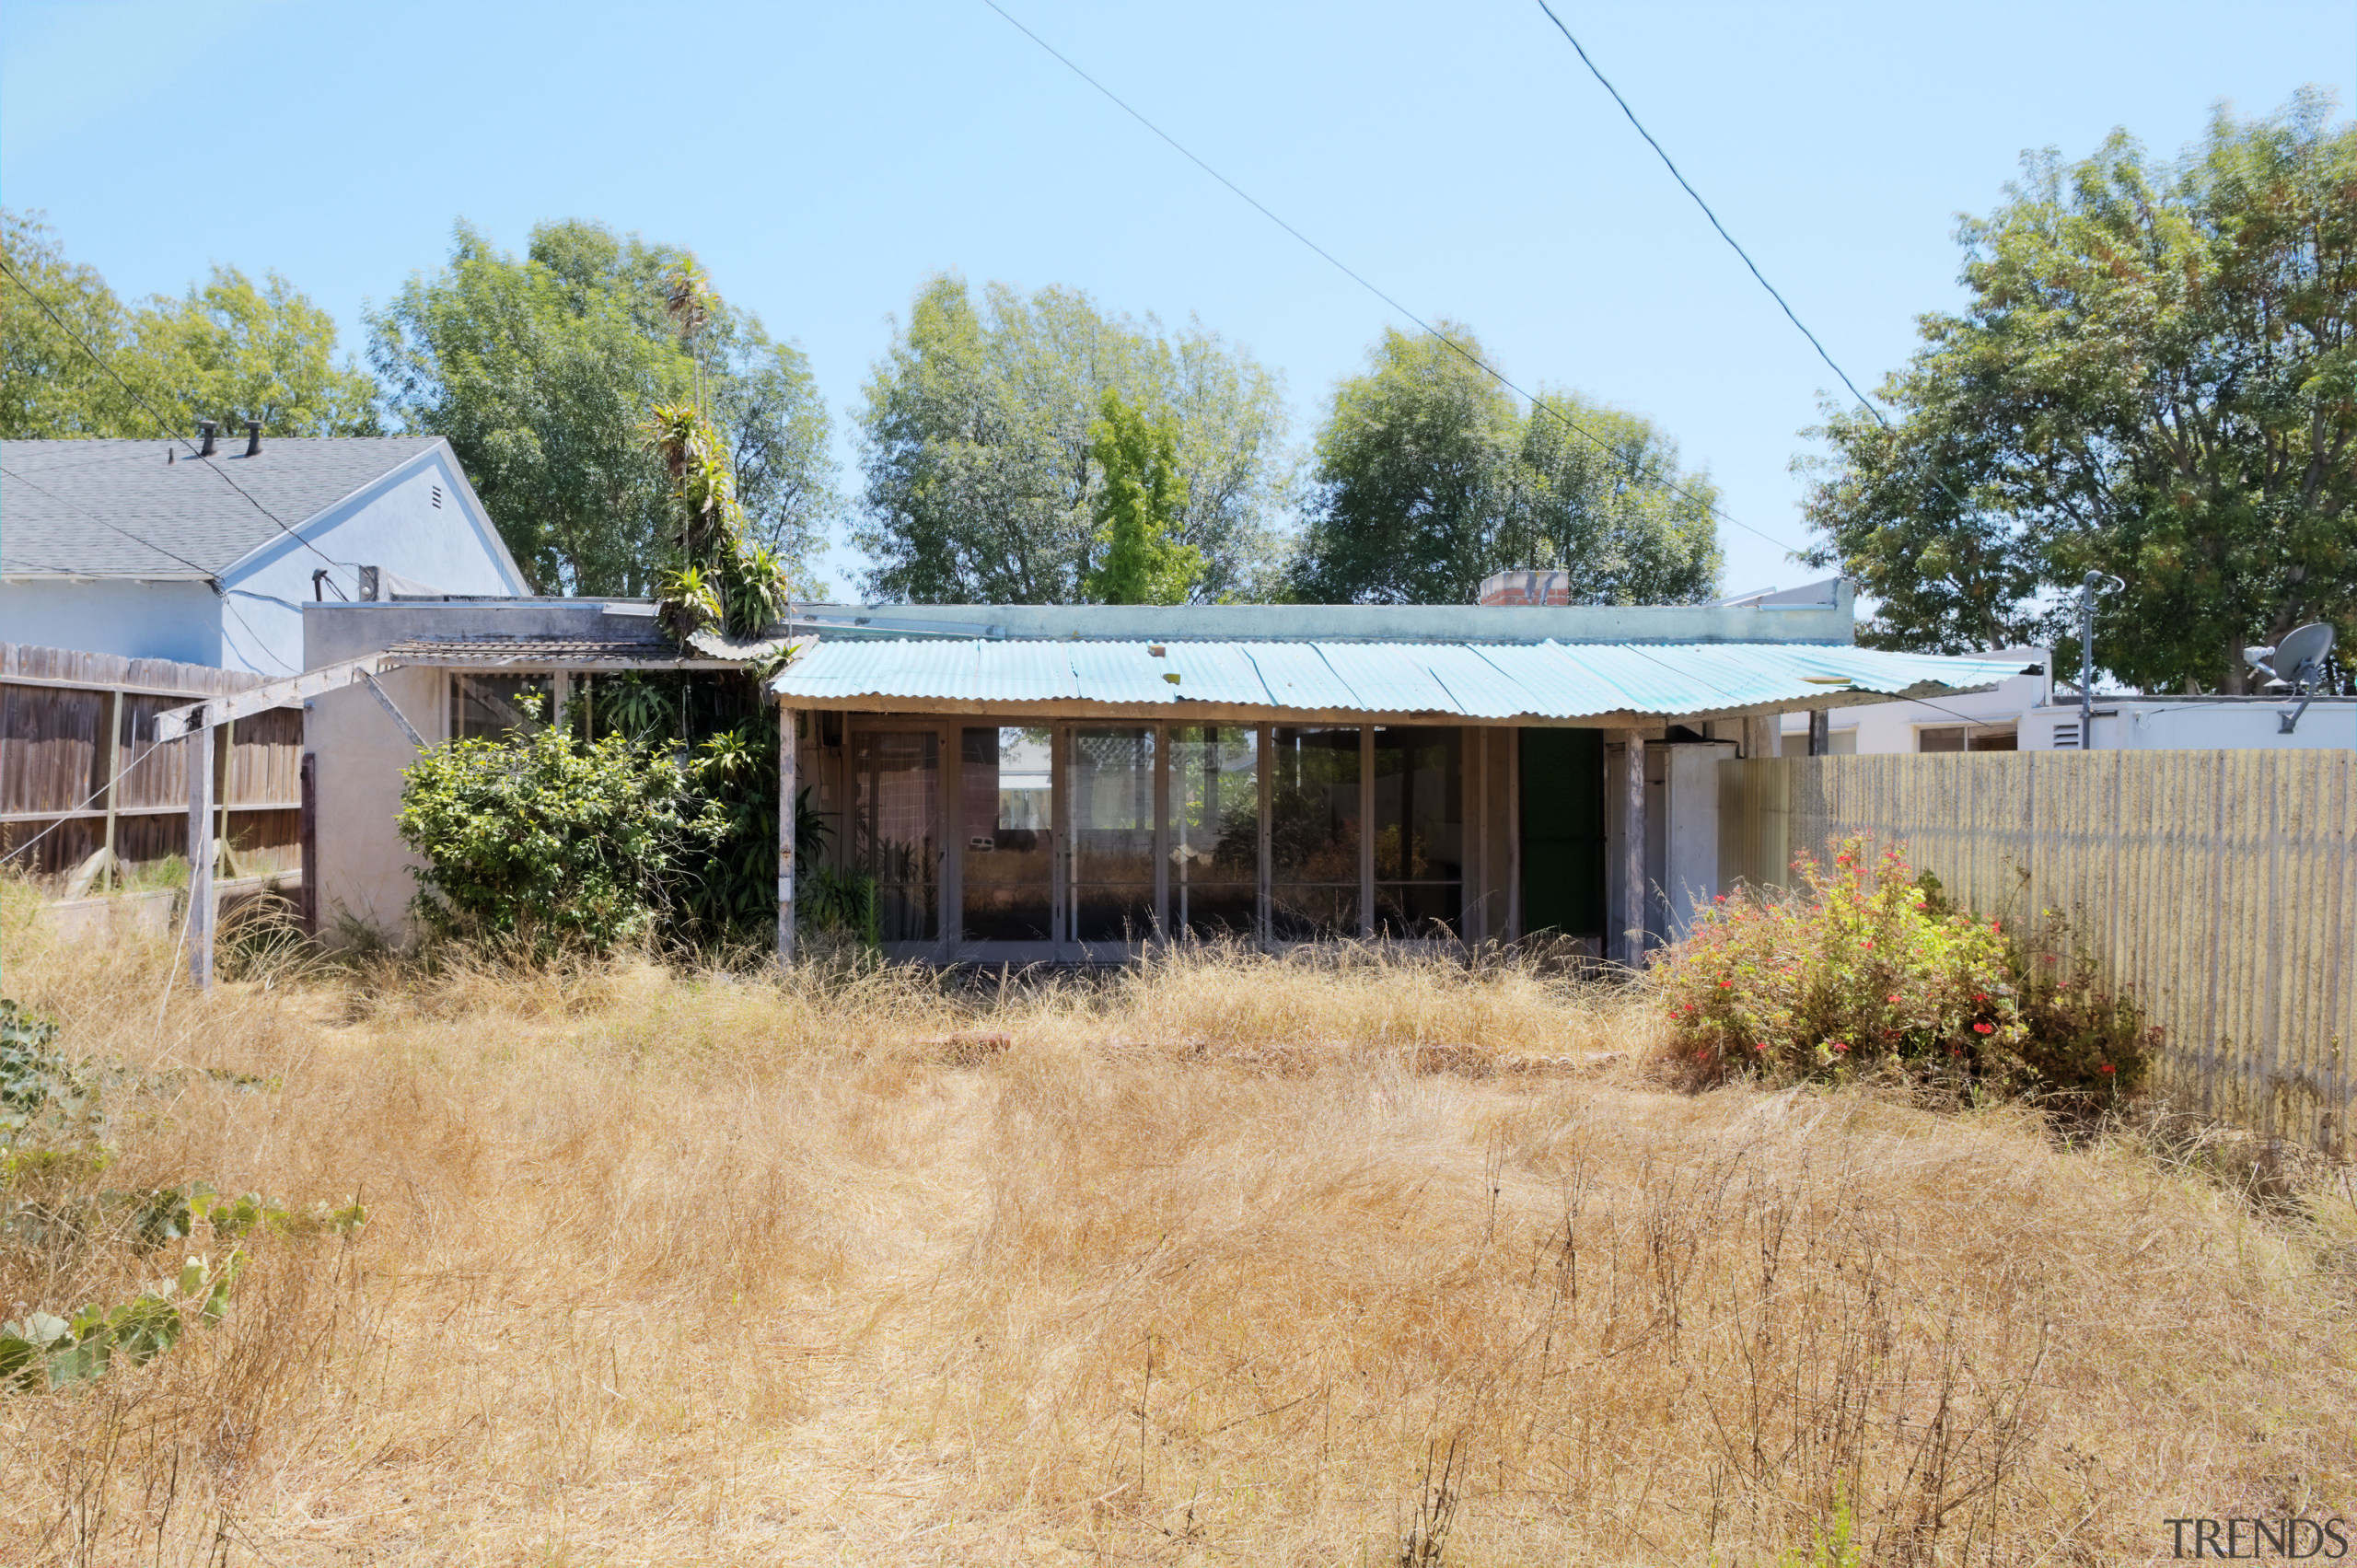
[187,723,214,991]
[777,702,797,967]
[1617,732,1646,973]
[151,653,400,740]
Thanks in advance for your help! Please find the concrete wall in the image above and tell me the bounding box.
[0,578,224,666]
[305,662,447,945]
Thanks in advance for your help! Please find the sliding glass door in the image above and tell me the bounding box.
[1169,726,1260,939]
[1071,726,1157,943]
[961,726,1053,941]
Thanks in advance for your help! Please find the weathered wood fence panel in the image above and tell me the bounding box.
[1720,751,2356,1148]
[0,642,302,886]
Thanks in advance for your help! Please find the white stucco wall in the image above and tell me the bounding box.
[306,664,447,944]
[0,577,225,665]
[223,447,528,676]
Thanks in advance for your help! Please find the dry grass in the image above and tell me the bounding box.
[1,912,2352,1567]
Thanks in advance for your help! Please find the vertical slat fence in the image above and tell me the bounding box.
[1721,750,2356,1149]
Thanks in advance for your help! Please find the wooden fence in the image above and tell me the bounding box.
[1719,750,2356,1149]
[1,643,302,892]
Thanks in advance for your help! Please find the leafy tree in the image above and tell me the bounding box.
[2,208,375,440]
[853,273,1293,603]
[1287,325,1721,604]
[370,219,834,597]
[1800,91,2356,690]
[1084,388,1202,605]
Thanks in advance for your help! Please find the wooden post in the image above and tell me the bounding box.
[298,751,319,937]
[776,702,796,967]
[1808,709,1830,757]
[99,689,122,894]
[1358,725,1376,940]
[1256,723,1272,947]
[1743,714,1782,761]
[1152,723,1169,945]
[1619,732,1646,972]
[1505,728,1521,943]
[187,718,215,990]
[215,714,234,878]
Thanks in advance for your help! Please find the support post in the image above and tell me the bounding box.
[776,703,796,967]
[186,719,215,990]
[1256,723,1272,947]
[1807,709,1830,757]
[298,751,319,937]
[1743,714,1781,761]
[1152,723,1169,945]
[1618,731,1646,972]
[99,689,122,894]
[1358,724,1376,940]
[1504,727,1521,943]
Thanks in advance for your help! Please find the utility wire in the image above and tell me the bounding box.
[1532,0,1890,429]
[977,0,1805,558]
[0,464,296,674]
[0,254,347,575]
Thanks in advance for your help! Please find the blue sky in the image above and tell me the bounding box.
[4,0,2348,599]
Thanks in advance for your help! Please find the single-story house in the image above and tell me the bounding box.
[0,432,528,677]
[234,580,2030,970]
[1780,647,2355,753]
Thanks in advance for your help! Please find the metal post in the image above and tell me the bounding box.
[776,703,796,967]
[1619,732,1646,972]
[186,719,215,990]
[2078,570,2124,749]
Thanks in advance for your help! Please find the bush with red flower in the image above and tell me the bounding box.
[1653,835,2152,1104]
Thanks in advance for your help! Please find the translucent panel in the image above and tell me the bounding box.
[1373,725,1463,936]
[962,726,1053,941]
[1269,726,1361,939]
[1170,726,1260,939]
[853,729,938,943]
[1072,726,1157,943]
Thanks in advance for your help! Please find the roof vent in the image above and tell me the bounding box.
[431,484,444,509]
[243,420,261,458]
[197,420,218,458]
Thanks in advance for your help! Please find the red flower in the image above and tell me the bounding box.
[1887,993,1902,1004]
[1719,980,1732,989]
[1832,1041,1850,1052]
[2099,1063,2116,1074]
[1972,1022,1993,1035]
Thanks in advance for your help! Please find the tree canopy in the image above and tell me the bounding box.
[1085,388,1202,605]
[853,274,1293,603]
[1287,325,1722,605]
[1799,91,2355,691]
[369,219,834,597]
[1,209,377,441]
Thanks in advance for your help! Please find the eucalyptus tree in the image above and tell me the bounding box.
[1287,324,1721,605]
[370,219,835,597]
[853,274,1293,603]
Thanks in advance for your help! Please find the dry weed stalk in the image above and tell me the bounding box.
[0,922,2347,1565]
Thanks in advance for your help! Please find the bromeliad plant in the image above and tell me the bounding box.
[1654,835,2150,1101]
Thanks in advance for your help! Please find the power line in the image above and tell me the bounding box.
[0,253,347,575]
[0,463,296,675]
[1531,0,1890,431]
[976,0,1805,559]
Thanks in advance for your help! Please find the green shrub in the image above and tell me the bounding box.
[0,999,97,1148]
[1655,836,2151,1102]
[397,718,723,956]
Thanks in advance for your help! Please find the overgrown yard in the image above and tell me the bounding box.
[1,922,2351,1566]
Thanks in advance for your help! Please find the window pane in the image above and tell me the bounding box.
[854,730,938,942]
[962,726,1052,941]
[1171,726,1260,939]
[1071,726,1156,942]
[1917,726,1966,753]
[1270,726,1360,939]
[451,675,552,740]
[1373,726,1462,936]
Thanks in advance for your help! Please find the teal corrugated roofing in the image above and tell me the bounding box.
[772,639,2033,720]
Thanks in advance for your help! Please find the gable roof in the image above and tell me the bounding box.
[0,436,451,577]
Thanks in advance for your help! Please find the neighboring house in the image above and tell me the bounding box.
[273,582,2033,958]
[0,433,528,677]
[1779,646,2355,753]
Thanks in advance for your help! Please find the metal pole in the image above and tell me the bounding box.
[776,703,796,967]
[2078,571,2123,749]
[186,718,215,991]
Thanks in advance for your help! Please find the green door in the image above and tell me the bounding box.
[1519,728,1604,939]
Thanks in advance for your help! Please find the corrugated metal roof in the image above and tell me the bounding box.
[773,638,2034,721]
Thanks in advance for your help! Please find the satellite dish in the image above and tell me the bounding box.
[2247,623,2337,692]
